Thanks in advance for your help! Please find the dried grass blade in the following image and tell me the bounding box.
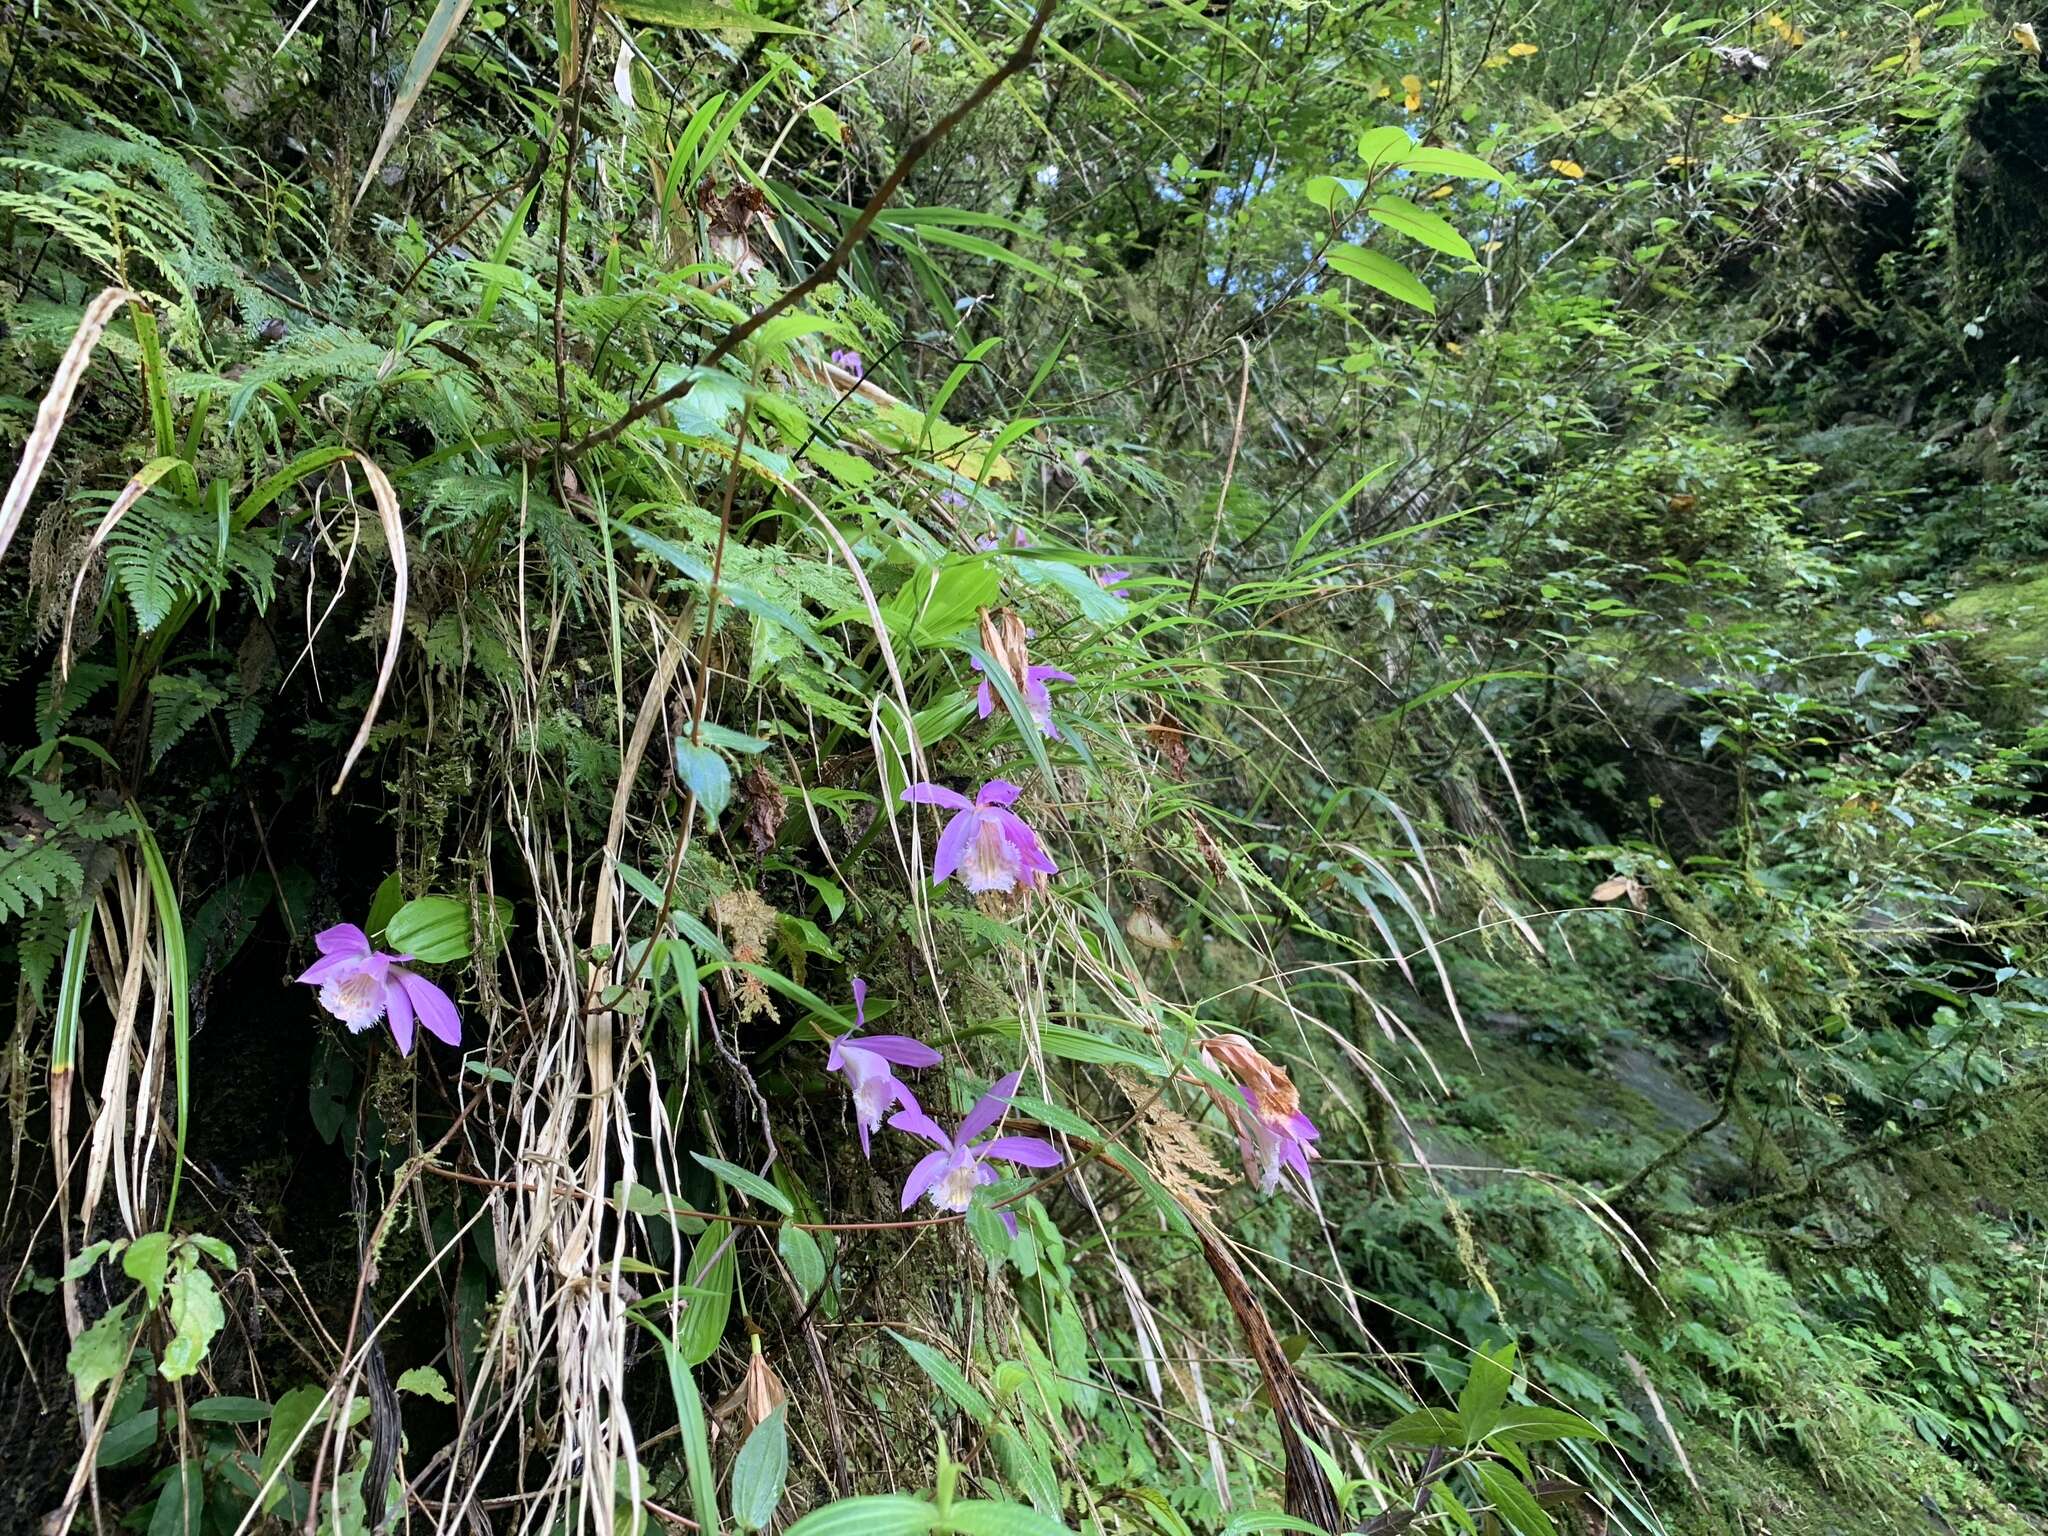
[0,287,137,564]
[60,455,187,679]
[331,452,408,795]
[355,0,473,206]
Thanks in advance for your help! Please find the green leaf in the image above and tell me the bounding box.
[1219,1515,1336,1535]
[1395,145,1503,182]
[1303,175,1366,211]
[730,1405,790,1531]
[1324,244,1436,314]
[676,1225,735,1365]
[97,1407,160,1468]
[397,1366,455,1404]
[690,1153,795,1214]
[601,0,802,26]
[778,1223,826,1302]
[384,895,473,964]
[1357,124,1417,172]
[675,740,734,822]
[660,1348,720,1536]
[1371,1407,1463,1448]
[943,1502,1081,1536]
[784,1495,939,1536]
[258,1385,327,1512]
[1458,1340,1515,1442]
[160,1260,224,1381]
[1485,1406,1608,1444]
[365,872,405,942]
[883,557,1001,647]
[888,1329,993,1424]
[1471,1463,1555,1536]
[688,721,771,754]
[148,1459,204,1536]
[187,1395,273,1422]
[122,1230,173,1306]
[1366,196,1476,261]
[68,1296,134,1402]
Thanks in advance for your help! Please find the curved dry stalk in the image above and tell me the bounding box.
[331,452,409,795]
[0,287,137,565]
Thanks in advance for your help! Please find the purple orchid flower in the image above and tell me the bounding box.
[825,977,942,1157]
[829,348,864,379]
[901,779,1058,894]
[1232,1087,1321,1198]
[296,923,460,1055]
[1095,568,1133,598]
[891,1070,1060,1234]
[939,489,969,510]
[973,527,1031,552]
[969,656,1075,740]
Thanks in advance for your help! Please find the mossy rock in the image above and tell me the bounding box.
[1951,66,2048,372]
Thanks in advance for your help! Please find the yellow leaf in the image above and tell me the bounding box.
[1483,53,1510,67]
[1401,73,1423,110]
[1548,159,1585,179]
[1666,155,1696,167]
[1507,40,1539,55]
[1429,182,1455,199]
[1444,340,1464,354]
[2016,22,2041,55]
[1765,11,1805,44]
[1721,111,1750,123]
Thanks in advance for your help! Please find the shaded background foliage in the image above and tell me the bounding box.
[4,0,2048,1531]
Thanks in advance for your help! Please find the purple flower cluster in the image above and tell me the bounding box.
[829,348,864,379]
[823,980,1056,1227]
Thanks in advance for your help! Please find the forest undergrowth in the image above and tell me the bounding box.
[4,0,2048,1532]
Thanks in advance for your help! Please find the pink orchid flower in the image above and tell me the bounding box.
[969,656,1075,740]
[826,977,942,1156]
[1095,568,1133,597]
[973,527,1031,552]
[829,348,864,379]
[901,779,1058,894]
[891,1070,1060,1234]
[297,923,460,1055]
[1230,1087,1321,1199]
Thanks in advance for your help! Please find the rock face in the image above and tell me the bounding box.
[1952,64,2048,370]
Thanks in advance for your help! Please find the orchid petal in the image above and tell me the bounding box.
[852,977,867,1031]
[383,976,417,1055]
[854,1034,942,1067]
[930,807,976,886]
[900,1150,949,1211]
[397,969,461,1047]
[984,1135,1062,1168]
[975,779,1023,807]
[1028,667,1076,685]
[903,782,972,811]
[314,923,371,957]
[994,810,1058,876]
[998,1210,1020,1238]
[976,679,995,719]
[827,1034,847,1072]
[887,1107,952,1150]
[960,1070,1021,1143]
[297,951,360,986]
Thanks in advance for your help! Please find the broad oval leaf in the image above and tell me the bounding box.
[784,1495,939,1536]
[676,1225,736,1365]
[944,1501,1082,1536]
[1324,244,1437,314]
[1303,175,1366,212]
[1367,196,1476,261]
[1396,145,1504,182]
[675,739,734,823]
[1357,124,1417,172]
[691,1152,795,1214]
[384,895,472,964]
[730,1405,790,1531]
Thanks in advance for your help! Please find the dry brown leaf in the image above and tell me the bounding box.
[0,287,138,567]
[331,452,408,795]
[1124,905,1182,952]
